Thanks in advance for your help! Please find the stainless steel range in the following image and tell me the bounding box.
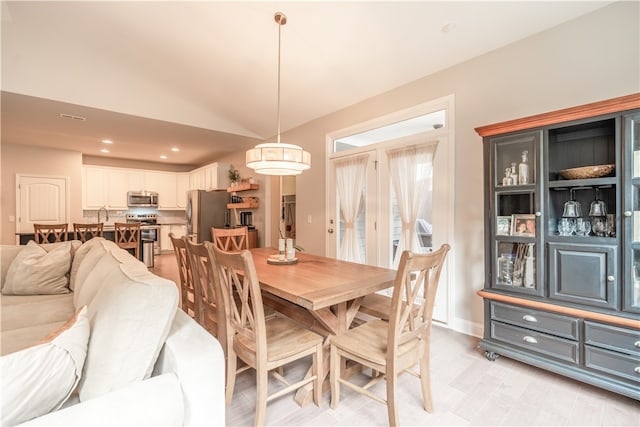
[126,213,160,255]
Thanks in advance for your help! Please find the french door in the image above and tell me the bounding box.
[327,133,451,323]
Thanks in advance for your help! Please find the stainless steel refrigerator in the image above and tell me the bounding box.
[185,190,230,243]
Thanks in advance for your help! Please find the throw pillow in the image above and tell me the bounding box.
[1,306,90,426]
[2,241,72,295]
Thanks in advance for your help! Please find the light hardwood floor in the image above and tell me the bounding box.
[151,254,640,426]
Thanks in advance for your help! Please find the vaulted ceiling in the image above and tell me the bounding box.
[0,1,611,167]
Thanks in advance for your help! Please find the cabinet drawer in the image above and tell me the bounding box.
[585,346,640,383]
[490,321,579,364]
[584,321,640,356]
[490,301,579,340]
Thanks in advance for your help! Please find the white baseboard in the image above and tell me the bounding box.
[448,317,483,338]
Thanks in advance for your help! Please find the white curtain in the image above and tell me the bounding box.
[335,154,368,263]
[387,143,437,268]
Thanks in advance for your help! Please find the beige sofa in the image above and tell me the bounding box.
[1,238,224,426]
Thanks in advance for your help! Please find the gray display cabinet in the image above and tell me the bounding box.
[476,95,640,400]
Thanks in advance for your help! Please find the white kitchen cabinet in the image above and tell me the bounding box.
[177,173,189,208]
[84,166,144,209]
[160,225,172,252]
[189,162,229,191]
[108,169,144,209]
[160,224,187,253]
[84,167,108,209]
[145,172,177,209]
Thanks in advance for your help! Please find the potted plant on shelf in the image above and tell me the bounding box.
[228,167,240,187]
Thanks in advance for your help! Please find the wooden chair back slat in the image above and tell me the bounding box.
[73,223,104,242]
[114,222,140,259]
[169,233,197,319]
[185,239,219,336]
[33,223,68,243]
[211,227,249,252]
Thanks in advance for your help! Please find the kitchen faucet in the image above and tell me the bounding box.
[97,206,109,223]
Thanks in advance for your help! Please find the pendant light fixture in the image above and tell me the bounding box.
[246,12,311,175]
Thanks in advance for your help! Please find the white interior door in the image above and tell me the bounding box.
[16,174,69,233]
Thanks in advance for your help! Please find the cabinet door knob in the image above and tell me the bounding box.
[523,336,538,344]
[624,211,633,217]
[607,275,615,282]
[534,212,542,217]
[634,340,640,348]
[635,367,640,374]
[522,315,538,323]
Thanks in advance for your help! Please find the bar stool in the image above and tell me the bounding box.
[33,223,68,243]
[114,222,140,259]
[73,223,104,242]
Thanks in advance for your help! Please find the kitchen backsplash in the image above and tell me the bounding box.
[82,208,186,225]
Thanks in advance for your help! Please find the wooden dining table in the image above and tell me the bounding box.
[250,247,397,404]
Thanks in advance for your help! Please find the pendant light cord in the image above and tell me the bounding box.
[276,16,282,144]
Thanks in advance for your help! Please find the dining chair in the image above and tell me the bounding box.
[330,244,450,427]
[169,233,197,319]
[211,227,248,252]
[209,244,324,426]
[114,222,140,259]
[184,239,219,336]
[33,223,68,243]
[73,222,104,242]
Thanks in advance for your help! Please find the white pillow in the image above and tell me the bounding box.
[1,306,90,426]
[2,241,72,295]
[69,238,109,294]
[78,263,178,401]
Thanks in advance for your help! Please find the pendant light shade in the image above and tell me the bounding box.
[246,12,311,176]
[246,142,311,175]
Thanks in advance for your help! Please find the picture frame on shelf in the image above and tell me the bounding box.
[496,216,512,236]
[511,214,536,237]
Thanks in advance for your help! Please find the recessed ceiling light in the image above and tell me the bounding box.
[100,149,109,153]
[102,139,113,144]
[160,155,168,160]
[171,147,179,152]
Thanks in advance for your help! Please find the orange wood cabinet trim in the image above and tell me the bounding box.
[475,93,640,137]
[477,290,640,329]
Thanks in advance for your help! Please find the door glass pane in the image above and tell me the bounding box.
[496,242,536,289]
[338,192,366,261]
[390,158,433,265]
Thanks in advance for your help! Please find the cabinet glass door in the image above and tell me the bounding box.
[624,112,640,313]
[490,131,542,296]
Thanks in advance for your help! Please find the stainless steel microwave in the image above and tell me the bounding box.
[127,191,159,207]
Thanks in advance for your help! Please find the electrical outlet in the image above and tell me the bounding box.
[307,215,312,224]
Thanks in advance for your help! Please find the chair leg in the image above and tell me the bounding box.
[254,368,269,427]
[419,347,434,413]
[313,342,323,407]
[225,351,237,406]
[386,368,399,427]
[330,345,340,409]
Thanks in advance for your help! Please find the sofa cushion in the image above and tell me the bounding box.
[1,246,23,289]
[2,241,72,295]
[1,306,90,426]
[69,238,112,297]
[78,257,178,402]
[73,247,125,310]
[17,374,184,427]
[1,293,75,336]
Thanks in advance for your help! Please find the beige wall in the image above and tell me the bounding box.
[276,2,640,334]
[1,144,84,244]
[0,2,637,334]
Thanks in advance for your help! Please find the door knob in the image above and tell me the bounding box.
[328,228,334,234]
